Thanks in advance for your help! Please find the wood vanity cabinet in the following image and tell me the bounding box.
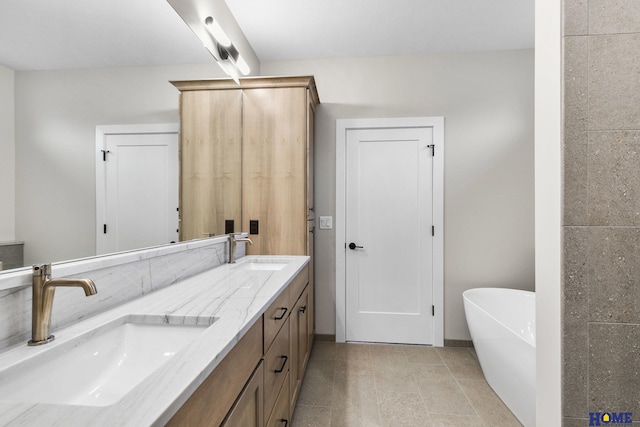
[263,265,310,425]
[166,265,312,427]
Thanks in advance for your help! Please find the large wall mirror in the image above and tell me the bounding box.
[0,0,252,276]
[0,108,242,275]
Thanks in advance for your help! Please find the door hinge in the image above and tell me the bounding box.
[432,225,435,236]
[103,224,107,234]
[432,305,435,316]
[427,144,435,156]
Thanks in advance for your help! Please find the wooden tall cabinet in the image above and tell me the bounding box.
[177,88,242,241]
[172,76,319,260]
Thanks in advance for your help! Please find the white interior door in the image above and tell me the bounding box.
[345,126,434,344]
[96,125,179,254]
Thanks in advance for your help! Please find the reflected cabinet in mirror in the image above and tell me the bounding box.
[172,76,319,258]
[178,88,243,240]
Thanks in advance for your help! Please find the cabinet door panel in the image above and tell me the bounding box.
[223,362,264,427]
[242,87,307,255]
[289,306,299,413]
[289,286,310,413]
[180,89,242,240]
[266,372,290,427]
[297,287,310,382]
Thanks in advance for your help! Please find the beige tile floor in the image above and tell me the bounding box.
[291,341,523,427]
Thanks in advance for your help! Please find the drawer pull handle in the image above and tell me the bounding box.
[280,420,288,427]
[274,355,288,373]
[274,307,288,320]
[299,305,307,314]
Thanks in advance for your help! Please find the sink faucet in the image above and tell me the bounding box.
[29,264,98,346]
[228,233,253,263]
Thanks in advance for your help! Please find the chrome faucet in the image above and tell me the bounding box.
[29,264,97,346]
[228,233,253,263]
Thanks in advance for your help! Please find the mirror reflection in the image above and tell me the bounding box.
[0,1,249,274]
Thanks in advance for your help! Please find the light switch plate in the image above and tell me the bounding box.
[319,216,333,230]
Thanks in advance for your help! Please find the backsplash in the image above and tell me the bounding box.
[0,236,237,352]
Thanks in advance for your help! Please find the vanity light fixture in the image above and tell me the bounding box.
[167,0,251,84]
[204,16,231,47]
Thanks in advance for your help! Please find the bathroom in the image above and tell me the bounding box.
[0,1,637,426]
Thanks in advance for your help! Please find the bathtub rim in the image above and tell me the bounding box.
[463,287,536,348]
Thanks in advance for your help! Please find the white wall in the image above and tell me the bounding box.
[535,0,562,424]
[14,63,227,265]
[0,65,15,242]
[262,50,535,340]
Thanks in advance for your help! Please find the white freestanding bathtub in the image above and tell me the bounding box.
[463,288,535,427]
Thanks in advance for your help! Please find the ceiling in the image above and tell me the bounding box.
[0,0,534,71]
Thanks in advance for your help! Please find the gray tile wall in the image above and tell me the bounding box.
[563,1,640,425]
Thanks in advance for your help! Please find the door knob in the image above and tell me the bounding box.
[348,242,363,250]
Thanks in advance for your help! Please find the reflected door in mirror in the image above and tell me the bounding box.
[98,130,179,254]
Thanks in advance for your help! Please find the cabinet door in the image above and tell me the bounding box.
[179,89,242,240]
[306,88,315,220]
[289,286,310,413]
[307,280,315,354]
[267,372,290,427]
[289,303,300,413]
[242,87,308,255]
[223,362,264,427]
[297,287,310,381]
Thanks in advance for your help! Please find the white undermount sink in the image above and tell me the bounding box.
[0,315,215,407]
[234,258,292,271]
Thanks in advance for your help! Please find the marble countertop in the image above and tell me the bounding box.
[0,255,310,427]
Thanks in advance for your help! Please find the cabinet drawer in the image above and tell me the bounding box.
[264,286,290,353]
[288,265,309,308]
[266,371,290,427]
[264,317,290,420]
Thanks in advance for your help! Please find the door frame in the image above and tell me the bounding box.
[335,117,444,346]
[95,123,179,255]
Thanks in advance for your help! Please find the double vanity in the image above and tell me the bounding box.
[0,252,311,426]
